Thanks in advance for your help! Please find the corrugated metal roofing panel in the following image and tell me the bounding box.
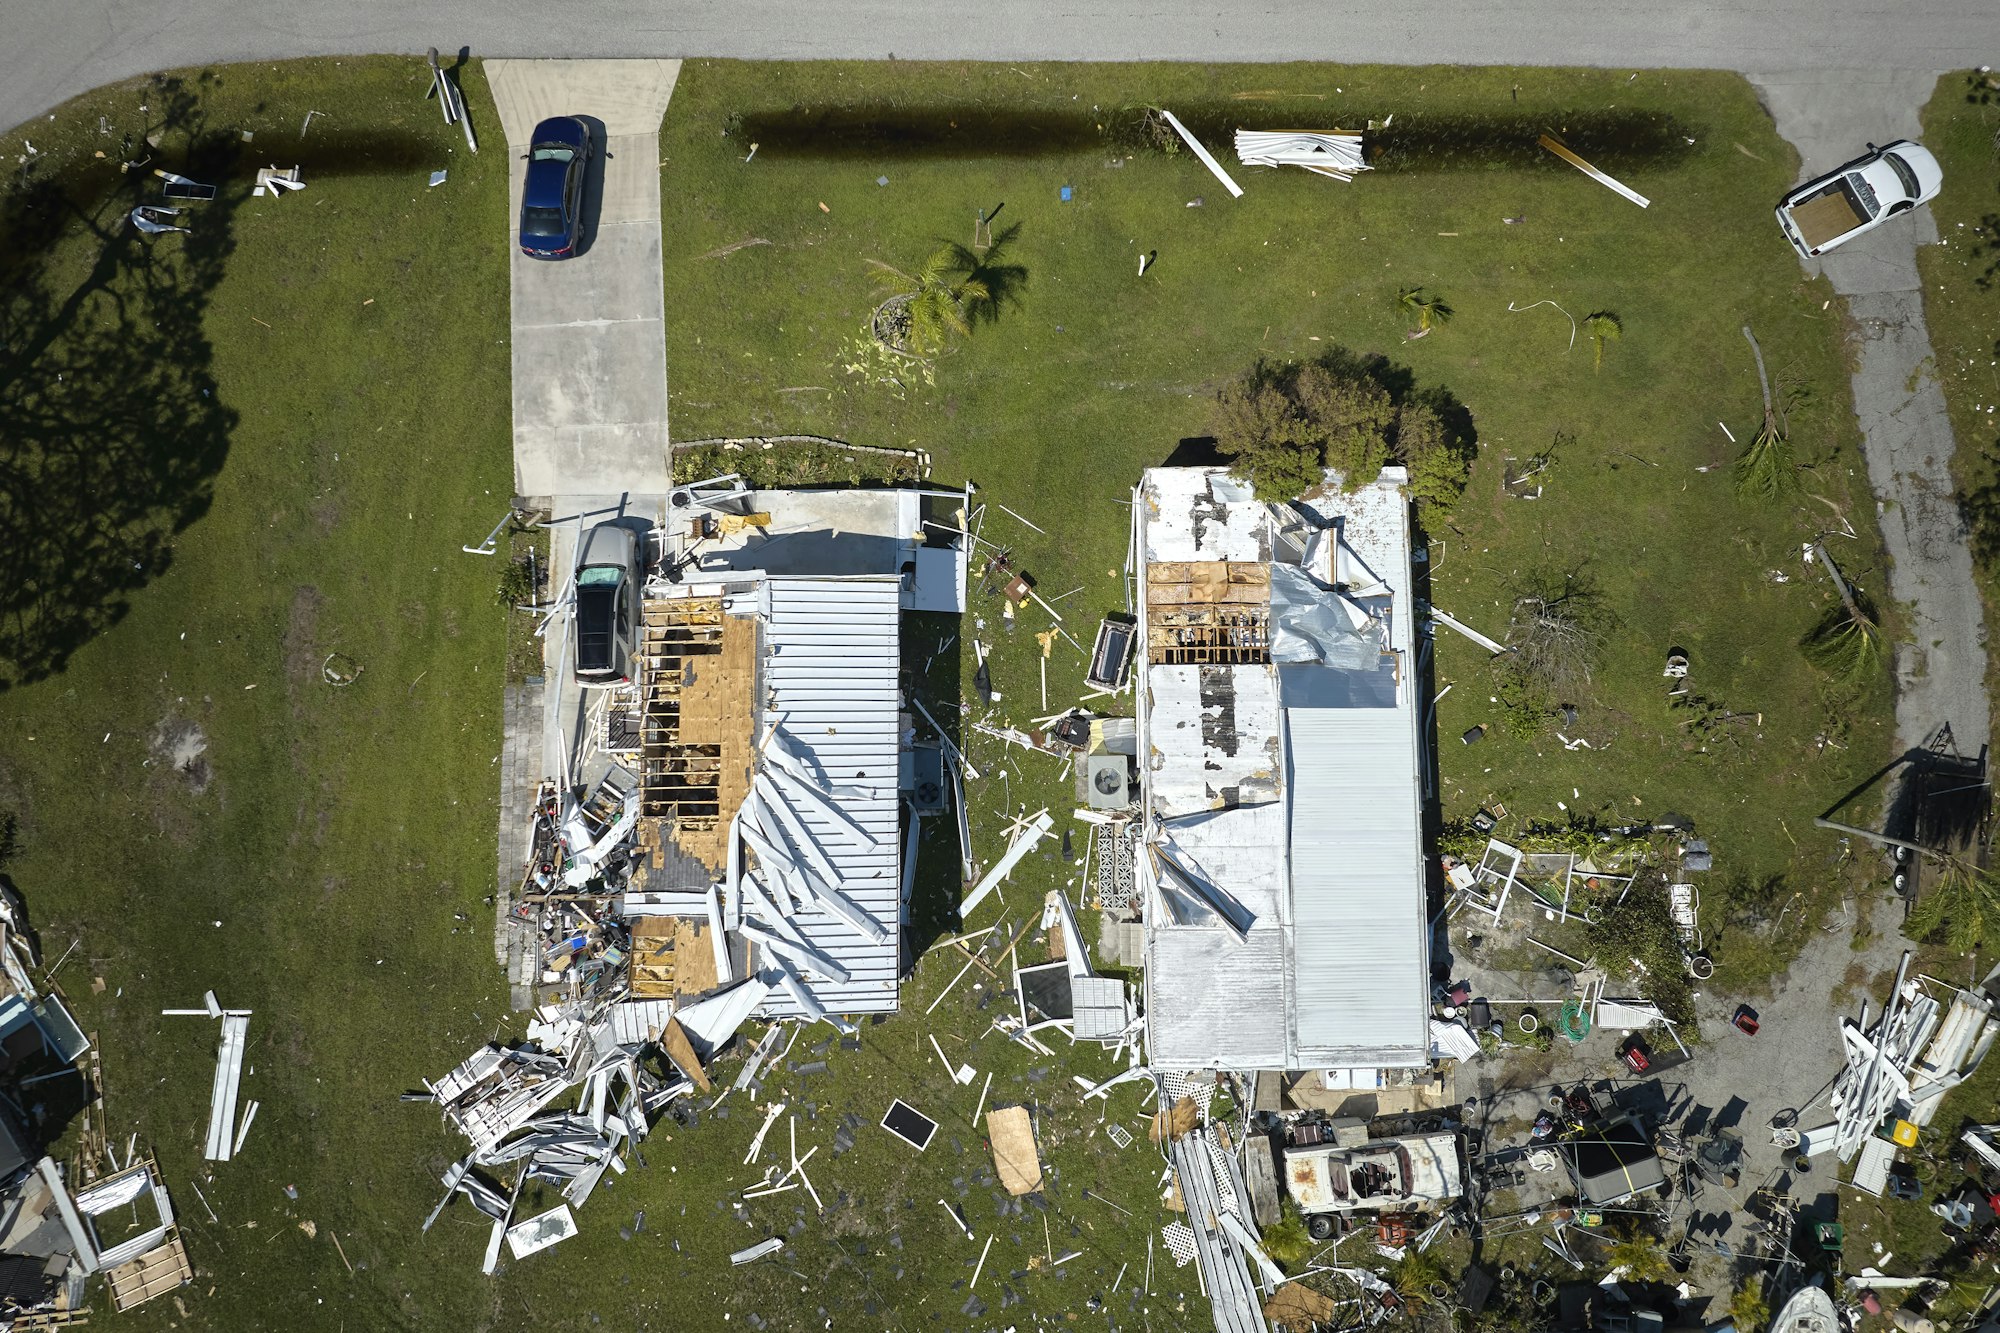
[754,576,904,1018]
[1146,925,1288,1070]
[1287,707,1428,1065]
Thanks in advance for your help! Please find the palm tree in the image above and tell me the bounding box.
[1729,1277,1769,1333]
[1397,286,1454,337]
[1736,325,1798,499]
[865,225,1025,358]
[1584,311,1622,371]
[1603,1225,1672,1283]
[1909,855,2000,953]
[1799,544,1884,681]
[867,243,987,357]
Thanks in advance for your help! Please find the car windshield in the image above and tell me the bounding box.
[531,143,576,163]
[575,585,616,671]
[577,565,624,588]
[521,205,566,238]
[1884,151,1920,198]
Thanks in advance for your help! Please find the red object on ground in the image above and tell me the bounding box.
[1622,1044,1652,1074]
[1733,1006,1760,1036]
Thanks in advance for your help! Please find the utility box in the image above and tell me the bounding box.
[1085,756,1130,809]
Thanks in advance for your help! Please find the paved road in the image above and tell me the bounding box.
[1756,70,1991,770]
[4,0,1995,136]
[489,59,679,497]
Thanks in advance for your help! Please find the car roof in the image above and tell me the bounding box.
[522,157,573,209]
[529,116,588,148]
[578,521,638,569]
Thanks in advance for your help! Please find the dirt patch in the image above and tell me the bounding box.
[282,585,324,687]
[150,717,211,793]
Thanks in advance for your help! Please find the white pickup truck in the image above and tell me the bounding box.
[1283,1132,1462,1217]
[1776,140,1942,258]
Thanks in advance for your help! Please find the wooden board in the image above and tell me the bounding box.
[106,1232,191,1311]
[672,613,757,869]
[1264,1282,1337,1331]
[1149,1095,1200,1144]
[986,1106,1044,1195]
[659,1016,712,1091]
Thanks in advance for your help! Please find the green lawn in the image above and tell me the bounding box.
[0,55,1908,1332]
[0,59,519,1329]
[662,60,1893,998]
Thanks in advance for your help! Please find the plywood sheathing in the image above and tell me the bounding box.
[628,915,720,999]
[637,598,758,871]
[1145,561,1271,665]
[987,1106,1045,1195]
[671,610,756,868]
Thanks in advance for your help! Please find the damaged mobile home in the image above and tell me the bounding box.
[453,480,971,1264]
[1134,465,1431,1074]
[1132,466,1448,1333]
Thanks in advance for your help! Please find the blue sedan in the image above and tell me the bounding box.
[519,116,590,259]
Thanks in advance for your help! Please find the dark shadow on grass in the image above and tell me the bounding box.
[0,76,242,692]
[731,103,1697,172]
[0,82,448,692]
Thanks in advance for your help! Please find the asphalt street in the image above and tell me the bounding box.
[3,0,1996,137]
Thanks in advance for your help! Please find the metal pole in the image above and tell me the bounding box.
[1812,817,1931,857]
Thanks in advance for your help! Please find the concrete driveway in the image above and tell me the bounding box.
[489,59,680,498]
[1754,71,1989,771]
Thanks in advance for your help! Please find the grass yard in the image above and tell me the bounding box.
[0,58,522,1330]
[662,60,1894,1000]
[1922,74,2000,694]
[0,54,1912,1333]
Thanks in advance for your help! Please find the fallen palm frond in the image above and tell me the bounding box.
[1736,325,1799,499]
[1800,544,1885,681]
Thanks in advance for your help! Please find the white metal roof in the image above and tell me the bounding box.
[1137,466,1428,1072]
[751,575,904,1017]
[1146,665,1282,814]
[1287,707,1428,1066]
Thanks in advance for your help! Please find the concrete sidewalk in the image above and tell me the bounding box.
[489,59,681,498]
[1754,71,1989,770]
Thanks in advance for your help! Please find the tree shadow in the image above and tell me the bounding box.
[0,75,243,691]
[962,220,1027,329]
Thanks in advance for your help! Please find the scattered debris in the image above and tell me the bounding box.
[1157,110,1244,199]
[1234,129,1371,181]
[881,1099,938,1152]
[1538,133,1651,208]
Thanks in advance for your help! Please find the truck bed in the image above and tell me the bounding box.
[1787,180,1866,250]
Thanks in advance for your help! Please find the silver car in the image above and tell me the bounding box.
[573,523,643,689]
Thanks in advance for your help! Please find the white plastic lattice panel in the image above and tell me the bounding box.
[1106,1122,1134,1149]
[1159,1071,1216,1120]
[1161,1221,1198,1268]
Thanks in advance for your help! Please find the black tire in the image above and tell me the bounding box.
[1306,1214,1336,1241]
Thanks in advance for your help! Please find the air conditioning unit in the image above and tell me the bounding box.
[1085,756,1131,810]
